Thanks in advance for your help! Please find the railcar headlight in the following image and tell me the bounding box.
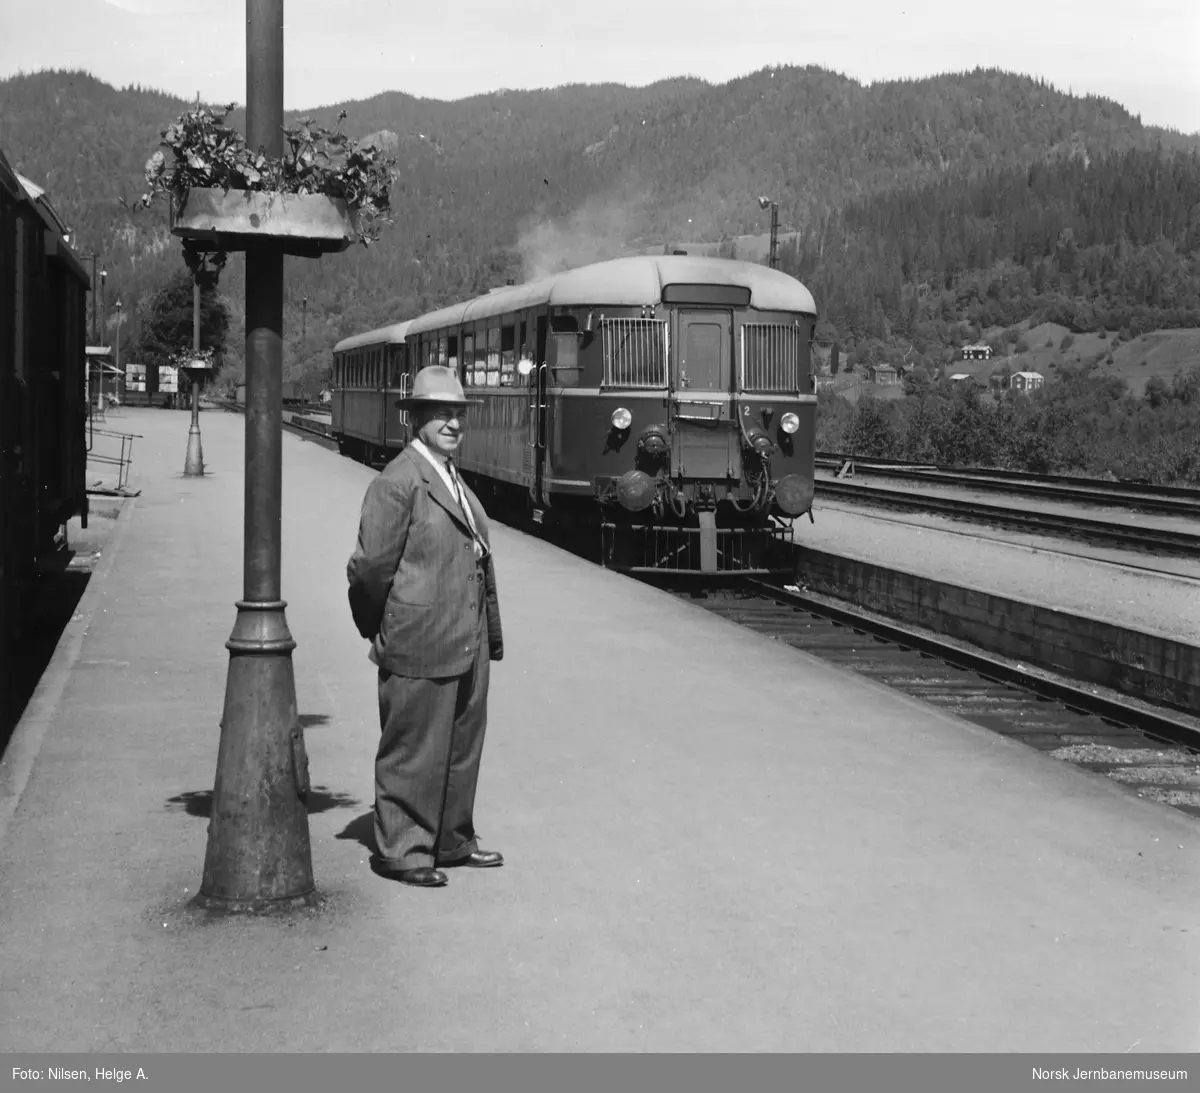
[780,412,800,434]
[611,407,633,430]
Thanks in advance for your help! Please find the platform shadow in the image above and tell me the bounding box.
[166,786,359,818]
[334,810,377,854]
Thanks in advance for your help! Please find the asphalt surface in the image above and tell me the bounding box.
[0,407,1197,1052]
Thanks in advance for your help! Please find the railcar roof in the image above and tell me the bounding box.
[333,320,415,354]
[404,256,816,337]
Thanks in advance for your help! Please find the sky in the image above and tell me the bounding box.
[1,0,1198,134]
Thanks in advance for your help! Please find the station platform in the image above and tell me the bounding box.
[0,406,1197,1053]
[793,500,1200,645]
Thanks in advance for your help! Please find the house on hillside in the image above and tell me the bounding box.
[961,343,992,361]
[1011,370,1044,393]
[949,373,978,384]
[868,363,898,386]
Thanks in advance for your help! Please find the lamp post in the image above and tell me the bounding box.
[183,260,216,477]
[96,268,108,412]
[198,0,315,912]
[114,300,122,405]
[757,196,779,270]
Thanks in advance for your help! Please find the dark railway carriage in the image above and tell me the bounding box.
[333,256,818,575]
[330,320,413,463]
[0,147,90,721]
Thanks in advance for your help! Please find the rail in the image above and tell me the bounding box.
[815,477,1200,555]
[740,577,1200,750]
[816,451,1200,509]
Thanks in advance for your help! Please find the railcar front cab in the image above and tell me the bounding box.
[548,277,817,573]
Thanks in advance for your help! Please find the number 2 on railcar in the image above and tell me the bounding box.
[331,255,817,575]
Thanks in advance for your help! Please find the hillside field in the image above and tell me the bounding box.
[819,325,1200,401]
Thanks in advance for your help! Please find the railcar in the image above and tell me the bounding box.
[332,255,818,575]
[330,320,413,464]
[0,146,91,722]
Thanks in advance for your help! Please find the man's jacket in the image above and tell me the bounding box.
[347,446,503,678]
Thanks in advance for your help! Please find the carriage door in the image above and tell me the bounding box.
[526,315,549,508]
[671,310,736,479]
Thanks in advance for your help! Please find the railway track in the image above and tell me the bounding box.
[816,452,1200,517]
[208,398,337,449]
[659,578,1200,821]
[815,476,1200,555]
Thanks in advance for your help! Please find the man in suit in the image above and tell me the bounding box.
[347,366,504,889]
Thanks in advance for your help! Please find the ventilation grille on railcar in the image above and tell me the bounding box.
[601,318,668,389]
[741,324,801,393]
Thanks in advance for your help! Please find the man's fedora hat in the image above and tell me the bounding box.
[395,365,482,409]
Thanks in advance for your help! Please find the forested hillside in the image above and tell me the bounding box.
[1,65,1197,391]
[784,146,1200,374]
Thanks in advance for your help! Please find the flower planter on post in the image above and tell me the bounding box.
[170,187,357,258]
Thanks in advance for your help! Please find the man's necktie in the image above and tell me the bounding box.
[448,459,488,561]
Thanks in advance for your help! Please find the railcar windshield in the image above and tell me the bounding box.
[600,318,668,388]
[741,322,803,393]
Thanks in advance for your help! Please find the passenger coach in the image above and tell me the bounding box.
[330,320,413,463]
[331,255,818,574]
[1,146,90,723]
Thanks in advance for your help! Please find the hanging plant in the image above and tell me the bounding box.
[170,346,218,370]
[134,103,397,247]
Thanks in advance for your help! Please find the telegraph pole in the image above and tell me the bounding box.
[198,0,314,912]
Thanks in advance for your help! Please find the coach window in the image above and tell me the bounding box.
[447,334,459,370]
[438,335,448,366]
[499,324,516,386]
[487,325,502,388]
[461,333,474,385]
[550,330,580,386]
[474,327,489,388]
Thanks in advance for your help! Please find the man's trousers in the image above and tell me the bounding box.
[373,615,491,871]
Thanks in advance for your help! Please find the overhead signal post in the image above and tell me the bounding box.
[198,0,315,912]
[757,196,779,270]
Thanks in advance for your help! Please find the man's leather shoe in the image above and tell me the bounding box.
[395,867,448,887]
[373,861,448,887]
[440,850,504,869]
